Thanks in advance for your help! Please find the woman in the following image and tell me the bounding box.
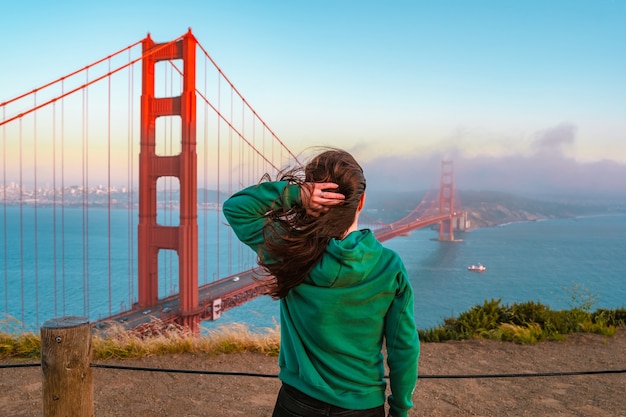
[223,148,419,417]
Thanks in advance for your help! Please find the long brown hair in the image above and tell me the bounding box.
[260,148,366,299]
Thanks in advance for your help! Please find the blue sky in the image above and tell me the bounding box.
[2,0,625,194]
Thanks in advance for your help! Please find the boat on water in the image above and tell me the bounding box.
[467,263,486,272]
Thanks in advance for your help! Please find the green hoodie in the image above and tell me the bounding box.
[223,181,419,417]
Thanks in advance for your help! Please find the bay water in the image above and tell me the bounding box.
[204,212,626,331]
[1,207,625,332]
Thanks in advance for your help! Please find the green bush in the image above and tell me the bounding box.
[418,299,624,344]
[593,308,626,327]
[507,300,553,326]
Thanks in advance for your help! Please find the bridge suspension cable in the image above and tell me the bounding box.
[0,30,301,332]
[0,29,459,333]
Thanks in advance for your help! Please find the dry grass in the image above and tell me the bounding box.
[0,318,280,360]
[92,320,281,360]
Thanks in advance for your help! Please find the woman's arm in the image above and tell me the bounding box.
[222,180,345,252]
[222,181,295,252]
[384,269,420,417]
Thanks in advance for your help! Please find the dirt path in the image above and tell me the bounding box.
[2,329,625,416]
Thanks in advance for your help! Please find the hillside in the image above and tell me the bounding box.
[455,190,606,228]
[364,189,621,229]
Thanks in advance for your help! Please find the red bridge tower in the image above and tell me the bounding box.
[438,160,456,241]
[137,30,199,329]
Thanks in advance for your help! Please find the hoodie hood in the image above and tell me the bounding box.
[307,229,383,288]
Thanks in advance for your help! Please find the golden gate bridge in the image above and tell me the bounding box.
[0,29,465,334]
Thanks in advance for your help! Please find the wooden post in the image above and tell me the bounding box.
[41,316,94,417]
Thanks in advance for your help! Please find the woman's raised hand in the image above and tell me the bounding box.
[301,182,345,217]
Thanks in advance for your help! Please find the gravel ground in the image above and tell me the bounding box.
[1,329,625,416]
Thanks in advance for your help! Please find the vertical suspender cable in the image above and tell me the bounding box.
[82,80,86,316]
[262,126,267,179]
[33,93,39,329]
[249,115,256,269]
[216,70,222,281]
[271,122,276,173]
[241,98,246,184]
[86,72,91,317]
[85,73,90,317]
[52,102,58,317]
[82,79,86,316]
[2,107,7,332]
[251,116,255,184]
[129,51,135,310]
[228,87,233,276]
[127,49,134,311]
[61,80,66,317]
[107,58,112,317]
[82,71,90,317]
[202,55,208,286]
[19,119,24,330]
[239,101,244,271]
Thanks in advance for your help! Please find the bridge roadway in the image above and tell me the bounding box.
[94,213,457,330]
[373,213,457,242]
[94,268,267,330]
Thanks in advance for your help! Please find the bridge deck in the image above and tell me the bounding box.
[95,212,463,330]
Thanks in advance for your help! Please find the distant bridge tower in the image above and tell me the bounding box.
[137,30,199,329]
[438,160,455,241]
